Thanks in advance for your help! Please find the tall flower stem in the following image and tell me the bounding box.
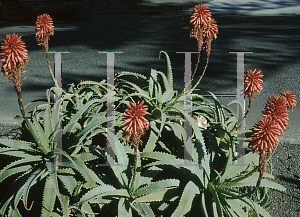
[164,55,209,112]
[46,52,55,83]
[129,144,139,193]
[45,52,66,95]
[244,97,252,119]
[192,52,201,79]
[192,55,210,90]
[16,89,48,156]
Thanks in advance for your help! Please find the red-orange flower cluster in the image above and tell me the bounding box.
[263,95,289,133]
[35,14,54,51]
[190,4,211,26]
[281,90,297,111]
[1,33,29,91]
[189,4,218,56]
[250,91,296,156]
[123,101,149,147]
[1,33,28,75]
[250,118,282,155]
[244,69,263,99]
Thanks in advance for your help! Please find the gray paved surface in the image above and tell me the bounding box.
[205,0,300,15]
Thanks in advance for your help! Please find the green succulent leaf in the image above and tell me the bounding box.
[159,51,173,90]
[143,158,206,189]
[116,71,148,80]
[107,128,129,171]
[208,183,223,217]
[118,197,132,217]
[140,151,177,161]
[224,176,286,192]
[80,186,129,203]
[106,152,129,188]
[151,108,162,120]
[58,173,78,195]
[0,156,42,182]
[0,138,36,150]
[162,89,175,104]
[134,179,179,198]
[176,108,210,182]
[22,167,48,208]
[143,121,160,152]
[171,181,200,217]
[153,70,171,91]
[200,191,211,217]
[223,151,259,181]
[225,198,246,217]
[132,202,155,217]
[135,188,175,203]
[31,114,50,150]
[0,147,37,158]
[42,176,57,217]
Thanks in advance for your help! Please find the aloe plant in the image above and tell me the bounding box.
[111,51,286,217]
[142,131,285,217]
[72,129,180,217]
[0,85,113,216]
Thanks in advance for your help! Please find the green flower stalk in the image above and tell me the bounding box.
[35,14,58,87]
[189,4,218,92]
[122,101,149,191]
[0,33,48,155]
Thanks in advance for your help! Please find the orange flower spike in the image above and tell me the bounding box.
[263,95,289,133]
[244,69,263,99]
[203,19,218,39]
[1,33,28,76]
[281,90,297,111]
[122,101,149,144]
[190,4,211,27]
[35,14,54,51]
[250,118,282,155]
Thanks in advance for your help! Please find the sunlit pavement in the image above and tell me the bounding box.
[0,0,299,144]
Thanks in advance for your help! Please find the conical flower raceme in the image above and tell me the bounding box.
[1,33,29,91]
[189,4,218,54]
[190,4,211,27]
[281,90,297,111]
[244,69,263,99]
[203,19,218,40]
[123,101,149,147]
[250,117,282,155]
[35,14,54,51]
[203,19,218,56]
[263,95,289,133]
[1,33,28,76]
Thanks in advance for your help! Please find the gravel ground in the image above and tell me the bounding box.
[0,123,299,216]
[265,142,300,217]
